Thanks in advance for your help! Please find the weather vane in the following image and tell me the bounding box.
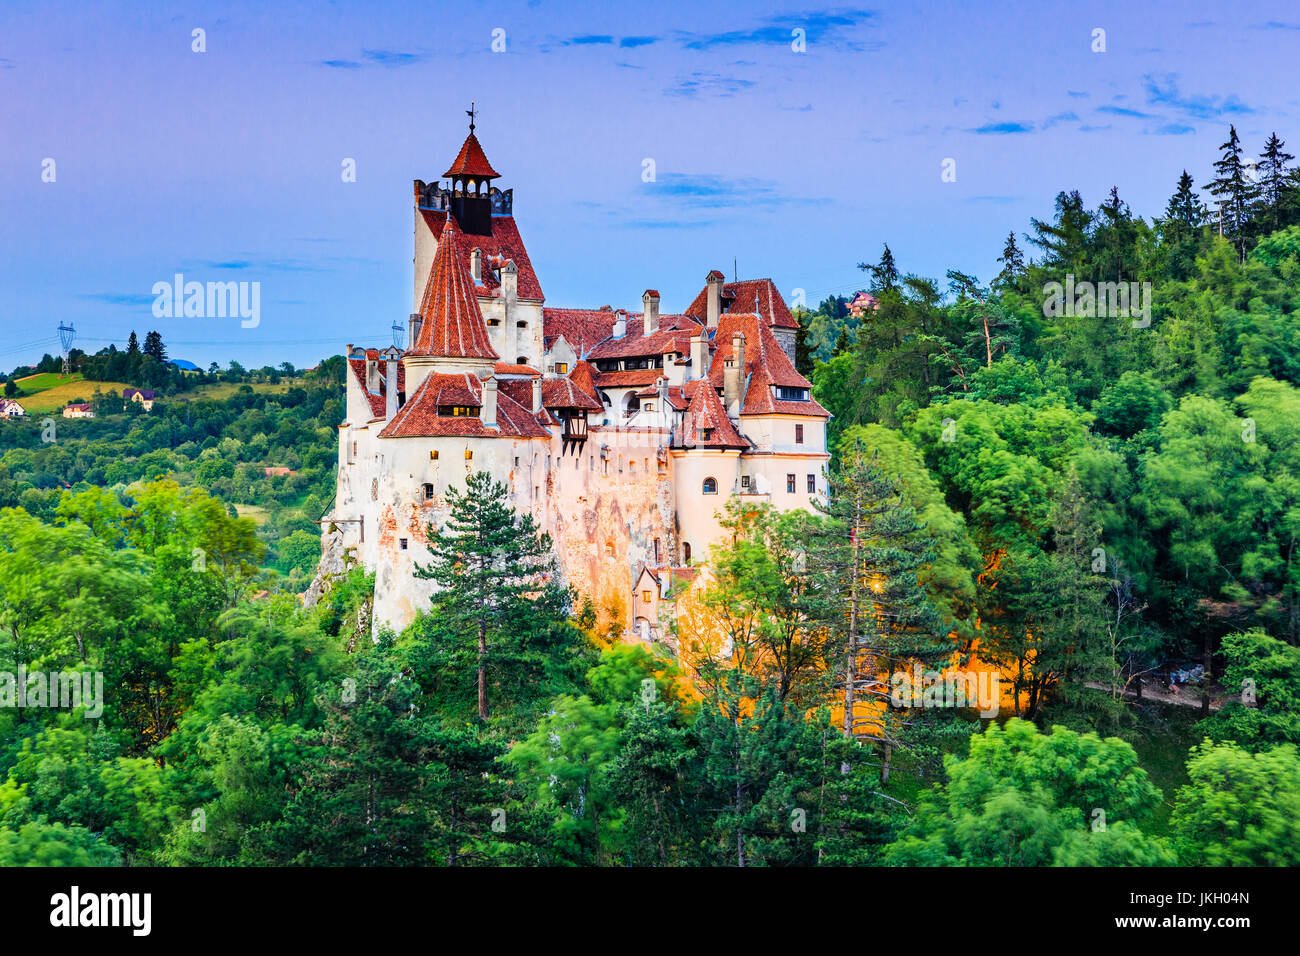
[467,101,477,132]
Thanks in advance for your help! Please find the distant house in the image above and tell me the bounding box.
[123,388,156,411]
[0,399,26,419]
[263,466,297,477]
[62,403,94,419]
[849,291,879,318]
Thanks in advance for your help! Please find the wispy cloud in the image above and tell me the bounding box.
[321,49,423,69]
[1152,123,1196,135]
[564,35,614,46]
[1143,73,1254,118]
[675,8,877,51]
[667,71,756,97]
[79,293,155,307]
[967,121,1033,135]
[1096,104,1157,119]
[1257,20,1300,30]
[1042,111,1079,129]
[1067,90,1090,98]
[620,36,658,48]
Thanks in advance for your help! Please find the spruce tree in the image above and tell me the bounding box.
[860,243,899,295]
[412,470,574,722]
[994,230,1025,290]
[1205,124,1258,259]
[1256,132,1296,234]
[1164,170,1205,234]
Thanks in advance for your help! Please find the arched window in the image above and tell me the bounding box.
[702,477,718,494]
[516,320,527,329]
[516,356,528,365]
[422,482,435,500]
[683,542,692,563]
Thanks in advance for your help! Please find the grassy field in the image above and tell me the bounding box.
[16,380,137,414]
[14,371,83,394]
[179,381,296,401]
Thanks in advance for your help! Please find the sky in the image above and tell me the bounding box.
[2,0,1297,371]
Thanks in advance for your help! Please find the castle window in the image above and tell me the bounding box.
[438,405,479,417]
[606,541,614,556]
[642,590,652,603]
[629,459,636,474]
[700,428,713,441]
[702,477,718,495]
[683,542,691,563]
[741,474,751,490]
[516,356,527,365]
[422,482,435,500]
[786,474,796,493]
[795,423,804,444]
[465,449,473,460]
[807,474,816,493]
[488,318,501,327]
[430,450,439,461]
[556,362,568,374]
[516,321,527,329]
[399,538,408,550]
[776,386,809,402]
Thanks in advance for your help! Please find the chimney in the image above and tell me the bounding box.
[482,378,499,428]
[502,260,519,361]
[613,309,628,339]
[531,376,543,414]
[642,290,660,336]
[382,346,401,420]
[365,353,380,393]
[723,331,745,413]
[470,248,482,282]
[408,313,422,350]
[657,374,669,413]
[689,332,708,381]
[501,260,518,304]
[706,270,724,329]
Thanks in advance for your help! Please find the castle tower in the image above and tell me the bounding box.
[442,106,500,236]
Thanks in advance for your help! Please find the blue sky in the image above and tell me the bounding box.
[2,0,1297,370]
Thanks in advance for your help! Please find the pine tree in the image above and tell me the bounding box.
[126,331,140,355]
[412,470,573,722]
[1164,170,1205,234]
[860,244,899,296]
[994,230,1025,290]
[793,307,815,376]
[1256,132,1296,234]
[1029,190,1093,277]
[142,331,167,363]
[1205,124,1258,260]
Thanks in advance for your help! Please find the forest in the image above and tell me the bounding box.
[0,125,1297,866]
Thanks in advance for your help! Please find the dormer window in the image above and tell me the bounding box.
[775,386,809,402]
[700,428,713,441]
[438,406,479,417]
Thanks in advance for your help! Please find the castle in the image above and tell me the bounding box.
[322,118,830,641]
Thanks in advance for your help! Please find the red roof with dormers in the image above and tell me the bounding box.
[708,313,829,418]
[586,314,702,361]
[569,360,601,398]
[378,371,550,439]
[684,277,798,330]
[443,131,501,179]
[410,218,500,360]
[676,376,749,449]
[347,355,407,420]
[421,210,544,301]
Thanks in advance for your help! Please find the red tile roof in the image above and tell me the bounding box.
[347,356,407,420]
[586,314,702,360]
[595,369,662,389]
[684,277,798,329]
[443,131,500,179]
[542,307,618,355]
[494,362,540,376]
[542,376,604,411]
[421,209,543,301]
[677,376,749,449]
[569,360,601,398]
[709,314,829,418]
[410,218,500,361]
[378,372,550,439]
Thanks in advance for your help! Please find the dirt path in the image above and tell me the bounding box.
[1085,681,1226,712]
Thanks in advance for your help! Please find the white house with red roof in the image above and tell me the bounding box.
[321,117,829,642]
